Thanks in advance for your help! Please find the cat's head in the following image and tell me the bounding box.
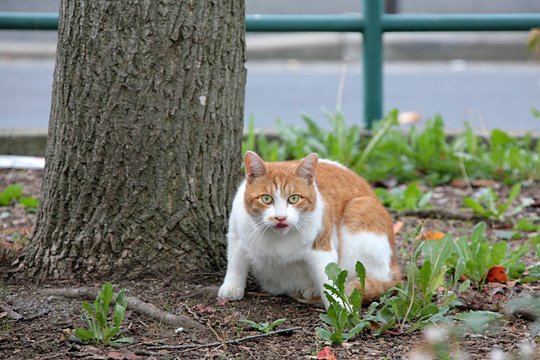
[243,151,318,235]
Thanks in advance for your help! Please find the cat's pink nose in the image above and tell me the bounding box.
[275,216,287,222]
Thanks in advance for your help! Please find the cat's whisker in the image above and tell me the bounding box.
[248,218,268,242]
[295,219,309,240]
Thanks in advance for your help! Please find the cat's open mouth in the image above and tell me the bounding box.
[275,222,289,229]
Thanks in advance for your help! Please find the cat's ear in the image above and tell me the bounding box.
[245,151,268,183]
[295,153,318,184]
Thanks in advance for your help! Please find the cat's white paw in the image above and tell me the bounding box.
[218,284,245,301]
[300,285,319,300]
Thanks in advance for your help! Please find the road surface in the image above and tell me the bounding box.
[1,59,539,133]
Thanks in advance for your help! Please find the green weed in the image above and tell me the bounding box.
[0,184,23,206]
[74,283,133,346]
[275,112,364,167]
[316,223,534,340]
[239,318,286,334]
[368,234,457,334]
[242,112,540,186]
[375,182,433,212]
[316,262,370,343]
[463,184,534,221]
[243,115,283,162]
[19,196,39,213]
[480,129,540,183]
[533,107,540,119]
[448,222,529,284]
[506,294,540,336]
[0,184,39,212]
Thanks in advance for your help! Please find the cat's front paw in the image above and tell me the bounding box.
[300,285,319,300]
[218,284,245,301]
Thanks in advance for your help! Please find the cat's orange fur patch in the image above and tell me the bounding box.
[346,262,402,303]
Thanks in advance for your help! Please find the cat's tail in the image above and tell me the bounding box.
[346,262,402,304]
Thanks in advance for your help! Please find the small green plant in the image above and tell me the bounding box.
[316,262,370,344]
[451,310,504,333]
[463,184,533,221]
[19,196,39,213]
[0,184,39,212]
[362,116,466,185]
[242,115,283,162]
[515,218,540,233]
[375,182,433,212]
[275,112,364,167]
[480,129,540,183]
[239,318,286,334]
[506,294,540,336]
[528,28,540,52]
[448,222,529,284]
[0,184,23,206]
[368,234,457,334]
[74,282,133,346]
[533,107,540,120]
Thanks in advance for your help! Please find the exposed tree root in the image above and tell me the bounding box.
[146,327,301,350]
[43,287,204,331]
[0,304,22,320]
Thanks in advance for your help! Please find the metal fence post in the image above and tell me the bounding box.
[363,0,384,128]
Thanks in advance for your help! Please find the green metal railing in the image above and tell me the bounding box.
[1,0,540,127]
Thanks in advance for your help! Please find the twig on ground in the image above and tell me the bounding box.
[134,349,159,357]
[146,326,301,351]
[397,208,505,225]
[42,287,204,331]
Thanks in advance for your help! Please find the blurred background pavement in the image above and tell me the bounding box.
[1,0,539,155]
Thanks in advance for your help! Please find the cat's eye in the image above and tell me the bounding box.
[260,194,273,204]
[288,194,300,204]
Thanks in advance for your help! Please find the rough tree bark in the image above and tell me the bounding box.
[15,0,246,281]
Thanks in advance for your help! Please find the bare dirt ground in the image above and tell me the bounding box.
[1,168,539,359]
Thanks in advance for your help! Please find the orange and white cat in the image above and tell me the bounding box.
[218,151,400,308]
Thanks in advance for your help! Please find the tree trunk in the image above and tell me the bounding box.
[15,0,246,281]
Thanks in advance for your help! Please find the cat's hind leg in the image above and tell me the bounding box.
[340,196,401,302]
[345,263,401,303]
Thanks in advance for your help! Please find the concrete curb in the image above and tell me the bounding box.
[247,32,539,62]
[0,129,48,157]
[0,32,538,61]
[0,41,56,59]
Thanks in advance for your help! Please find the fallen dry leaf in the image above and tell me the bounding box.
[485,265,509,283]
[422,230,446,241]
[471,179,497,187]
[450,179,497,188]
[393,221,404,236]
[398,111,421,125]
[192,303,216,314]
[317,346,337,360]
[450,179,469,188]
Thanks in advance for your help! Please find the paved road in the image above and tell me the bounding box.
[246,61,540,132]
[1,59,539,133]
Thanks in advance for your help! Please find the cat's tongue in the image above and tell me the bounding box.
[275,222,289,229]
